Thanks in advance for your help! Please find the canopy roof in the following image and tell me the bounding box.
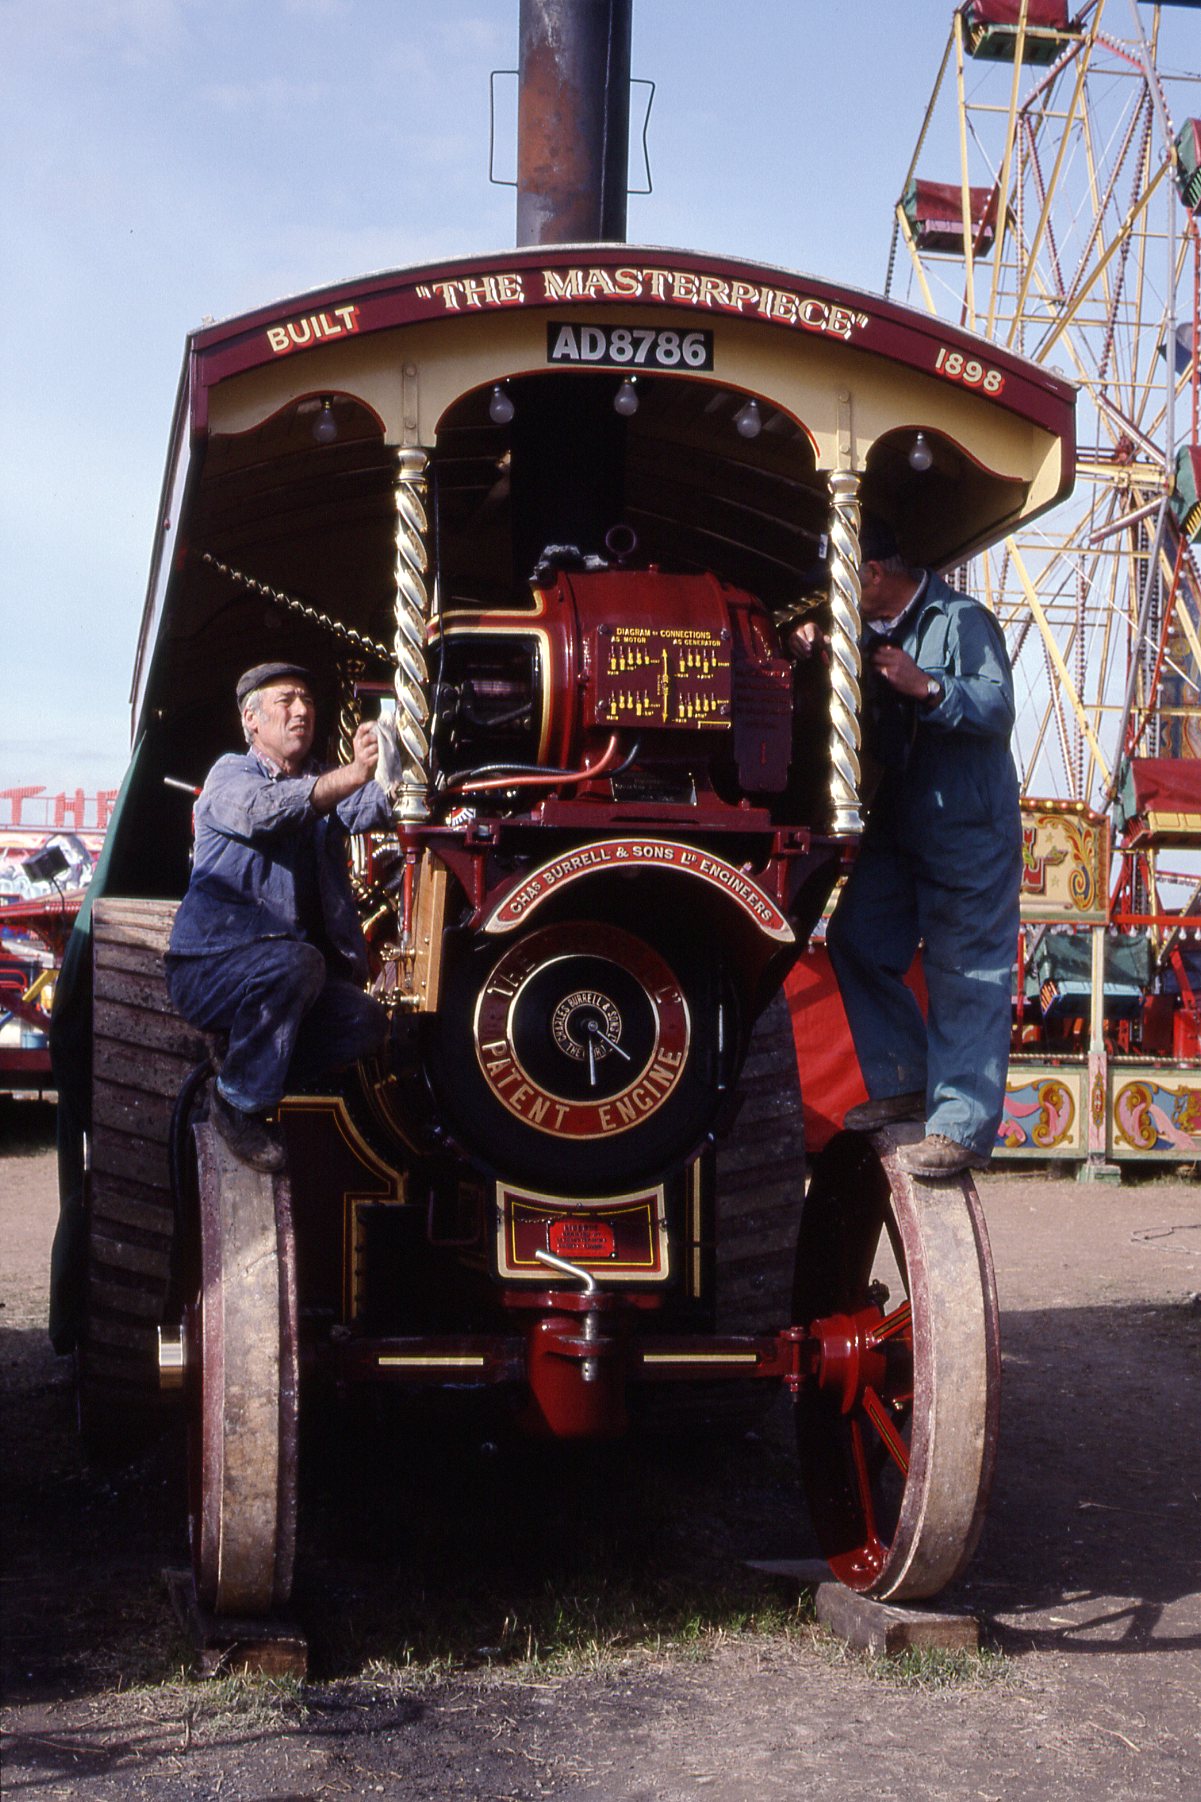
[130,242,1076,803]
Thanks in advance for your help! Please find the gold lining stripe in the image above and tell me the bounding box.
[641,1352,760,1366]
[377,1355,489,1368]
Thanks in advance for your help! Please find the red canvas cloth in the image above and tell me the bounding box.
[908,180,995,228]
[965,0,1070,28]
[784,946,928,1152]
[1129,758,1201,818]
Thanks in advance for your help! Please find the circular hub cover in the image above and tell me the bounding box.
[473,922,691,1140]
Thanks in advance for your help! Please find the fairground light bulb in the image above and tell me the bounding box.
[613,377,639,416]
[489,384,515,425]
[908,432,934,472]
[734,398,762,439]
[313,398,338,445]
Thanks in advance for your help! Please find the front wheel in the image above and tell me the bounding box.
[793,1128,1000,1601]
[186,1121,299,1614]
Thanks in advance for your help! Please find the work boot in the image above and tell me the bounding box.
[897,1133,989,1180]
[209,1087,286,1174]
[843,1091,925,1131]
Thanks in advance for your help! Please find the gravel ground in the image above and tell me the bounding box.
[1,1098,1199,1800]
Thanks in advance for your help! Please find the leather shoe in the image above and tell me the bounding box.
[209,1088,286,1174]
[897,1133,988,1180]
[843,1091,925,1131]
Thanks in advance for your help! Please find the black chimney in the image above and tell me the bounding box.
[516,0,633,246]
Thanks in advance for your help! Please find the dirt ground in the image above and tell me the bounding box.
[1,1096,1199,1801]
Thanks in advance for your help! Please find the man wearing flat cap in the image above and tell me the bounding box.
[791,519,1021,1180]
[165,661,392,1171]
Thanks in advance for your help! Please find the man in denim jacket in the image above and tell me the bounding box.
[166,661,392,1171]
[793,521,1021,1178]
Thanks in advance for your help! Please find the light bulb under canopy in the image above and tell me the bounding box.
[733,398,762,439]
[613,377,639,416]
[312,398,338,445]
[489,384,515,425]
[908,432,933,472]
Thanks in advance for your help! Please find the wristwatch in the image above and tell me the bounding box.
[924,676,942,706]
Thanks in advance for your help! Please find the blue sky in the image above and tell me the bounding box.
[3,0,1197,794]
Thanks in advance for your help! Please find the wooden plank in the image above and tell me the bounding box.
[90,1179,175,1235]
[92,1085,175,1143]
[94,939,172,979]
[739,1042,803,1083]
[91,1132,173,1192]
[815,1584,980,1655]
[95,896,180,918]
[89,1228,172,1281]
[94,996,205,1057]
[86,1276,166,1324]
[163,1570,309,1680]
[717,1138,806,1182]
[90,1164,174,1209]
[93,965,174,1012]
[84,1316,159,1357]
[94,897,180,933]
[747,1561,980,1655]
[94,1038,197,1098]
[713,1221,797,1263]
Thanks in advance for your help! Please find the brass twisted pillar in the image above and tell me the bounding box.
[391,447,433,825]
[826,469,864,836]
[337,658,369,881]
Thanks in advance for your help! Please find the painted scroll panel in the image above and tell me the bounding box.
[1019,801,1109,924]
[997,1062,1086,1157]
[1109,1066,1201,1160]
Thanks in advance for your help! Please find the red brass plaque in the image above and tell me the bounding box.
[497,1183,669,1281]
[548,1218,616,1260]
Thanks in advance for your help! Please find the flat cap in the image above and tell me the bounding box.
[236,661,315,708]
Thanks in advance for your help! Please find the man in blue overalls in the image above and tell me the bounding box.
[795,521,1021,1179]
[166,661,392,1172]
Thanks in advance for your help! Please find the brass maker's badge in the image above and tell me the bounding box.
[473,922,690,1140]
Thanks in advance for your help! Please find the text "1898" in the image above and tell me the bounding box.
[933,347,1005,394]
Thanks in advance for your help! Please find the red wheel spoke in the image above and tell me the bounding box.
[861,1383,911,1476]
[794,1133,1000,1600]
[871,1299,912,1345]
[848,1416,886,1572]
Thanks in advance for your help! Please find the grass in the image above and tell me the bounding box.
[816,1638,1011,1691]
[310,1567,818,1682]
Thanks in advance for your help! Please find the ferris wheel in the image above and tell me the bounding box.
[887,0,1201,816]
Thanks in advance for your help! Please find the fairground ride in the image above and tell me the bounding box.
[887,0,1201,1168]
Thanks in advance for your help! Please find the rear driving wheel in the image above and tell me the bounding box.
[186,1121,299,1614]
[793,1128,1000,1601]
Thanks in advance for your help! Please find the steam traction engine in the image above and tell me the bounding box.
[60,238,1075,1628]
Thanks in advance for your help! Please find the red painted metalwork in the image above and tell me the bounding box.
[185,245,1078,442]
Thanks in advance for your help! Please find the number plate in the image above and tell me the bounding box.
[547,321,714,371]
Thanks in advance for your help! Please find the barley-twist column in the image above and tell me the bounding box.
[337,658,370,881]
[826,468,864,836]
[392,447,432,824]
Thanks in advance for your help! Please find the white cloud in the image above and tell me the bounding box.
[433,15,509,60]
[200,75,331,114]
[10,0,188,63]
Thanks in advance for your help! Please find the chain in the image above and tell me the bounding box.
[199,551,393,663]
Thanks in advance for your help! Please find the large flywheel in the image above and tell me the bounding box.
[793,1125,1001,1601]
[426,916,731,1191]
